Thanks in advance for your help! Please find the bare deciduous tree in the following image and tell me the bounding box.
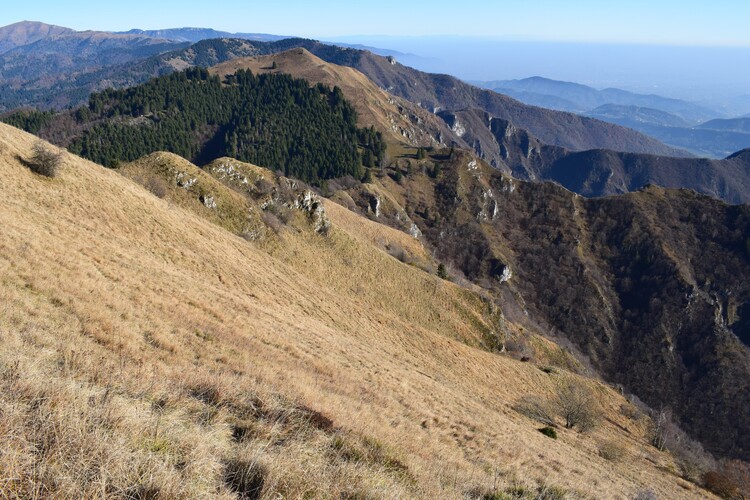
[552,378,600,431]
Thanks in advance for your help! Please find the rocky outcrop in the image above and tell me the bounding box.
[295,190,330,234]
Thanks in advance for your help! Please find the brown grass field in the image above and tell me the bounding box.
[0,123,715,498]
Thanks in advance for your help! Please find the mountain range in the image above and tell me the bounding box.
[475,76,750,158]
[114,27,288,43]
[12,47,750,204]
[0,21,686,160]
[475,76,719,124]
[2,18,750,498]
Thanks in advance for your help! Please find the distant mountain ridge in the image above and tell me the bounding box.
[0,21,188,111]
[698,117,750,133]
[474,75,750,158]
[585,104,692,129]
[476,76,721,124]
[435,107,750,203]
[288,45,690,157]
[0,20,73,53]
[114,27,288,43]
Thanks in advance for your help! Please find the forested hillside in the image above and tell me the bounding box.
[3,68,384,183]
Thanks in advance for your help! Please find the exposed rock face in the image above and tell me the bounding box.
[295,190,330,234]
[499,265,512,283]
[200,194,217,209]
[175,171,197,189]
[208,160,251,190]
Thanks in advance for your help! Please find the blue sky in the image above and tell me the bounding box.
[3,0,750,46]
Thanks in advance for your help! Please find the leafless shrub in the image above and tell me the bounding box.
[552,379,600,431]
[703,470,741,499]
[504,337,533,361]
[632,489,658,500]
[513,395,556,427]
[386,242,411,264]
[145,176,169,198]
[619,402,643,421]
[29,141,64,177]
[598,440,627,462]
[706,459,750,499]
[254,178,275,196]
[672,438,713,483]
[262,211,284,234]
[649,407,671,451]
[325,175,359,192]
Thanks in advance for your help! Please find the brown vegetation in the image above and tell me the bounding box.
[28,140,63,177]
[0,124,720,498]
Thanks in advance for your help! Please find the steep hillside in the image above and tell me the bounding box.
[334,149,750,465]
[0,123,720,498]
[435,109,750,203]
[210,48,457,148]
[298,44,690,157]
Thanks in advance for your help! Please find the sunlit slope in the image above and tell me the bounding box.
[211,48,454,147]
[0,124,712,498]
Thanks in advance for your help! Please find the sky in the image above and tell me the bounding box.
[3,0,750,47]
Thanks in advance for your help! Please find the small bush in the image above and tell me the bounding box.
[598,440,627,462]
[254,177,275,196]
[703,470,741,499]
[261,211,284,234]
[632,489,658,500]
[539,426,557,439]
[145,176,168,198]
[619,403,642,421]
[437,263,449,280]
[29,141,63,177]
[386,243,411,264]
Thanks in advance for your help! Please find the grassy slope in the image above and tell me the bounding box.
[0,124,713,498]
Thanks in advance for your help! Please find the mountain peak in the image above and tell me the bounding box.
[0,20,74,53]
[726,148,750,161]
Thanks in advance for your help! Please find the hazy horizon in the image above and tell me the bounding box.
[3,0,749,114]
[4,0,750,46]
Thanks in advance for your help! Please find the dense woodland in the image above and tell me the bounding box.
[2,67,384,183]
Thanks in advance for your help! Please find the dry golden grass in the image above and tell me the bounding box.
[119,152,265,236]
[0,124,716,498]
